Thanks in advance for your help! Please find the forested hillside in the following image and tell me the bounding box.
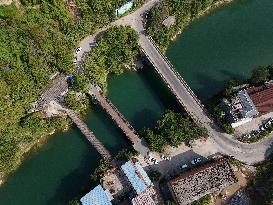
[0,0,143,179]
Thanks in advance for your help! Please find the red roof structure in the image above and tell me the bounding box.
[246,83,273,114]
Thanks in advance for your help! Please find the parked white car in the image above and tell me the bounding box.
[76,47,82,53]
[191,157,202,165]
[160,155,171,161]
[180,164,188,169]
[151,158,158,164]
[73,58,77,64]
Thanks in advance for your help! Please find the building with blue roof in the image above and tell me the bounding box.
[121,160,153,195]
[80,185,112,205]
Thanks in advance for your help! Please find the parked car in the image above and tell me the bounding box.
[191,158,202,165]
[180,164,188,169]
[160,155,171,161]
[151,158,158,164]
[260,125,266,131]
[160,154,165,160]
[76,47,82,53]
[73,58,77,64]
[265,123,271,129]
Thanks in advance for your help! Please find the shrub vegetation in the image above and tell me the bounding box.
[0,0,143,178]
[145,0,227,50]
[144,110,208,152]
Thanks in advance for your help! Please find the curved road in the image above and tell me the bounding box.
[75,0,273,164]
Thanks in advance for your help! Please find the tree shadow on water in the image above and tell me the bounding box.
[46,152,101,205]
[131,108,159,130]
[138,64,181,112]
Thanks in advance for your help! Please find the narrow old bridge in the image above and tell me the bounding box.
[88,85,149,155]
[58,104,112,159]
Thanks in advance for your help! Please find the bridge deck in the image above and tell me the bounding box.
[89,86,141,145]
[139,35,211,126]
[65,108,112,159]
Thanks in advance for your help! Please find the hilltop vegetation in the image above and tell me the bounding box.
[83,26,141,90]
[0,0,143,179]
[145,0,229,50]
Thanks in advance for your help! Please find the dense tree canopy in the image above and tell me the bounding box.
[0,0,143,177]
[83,26,141,90]
[144,110,208,152]
[249,65,272,85]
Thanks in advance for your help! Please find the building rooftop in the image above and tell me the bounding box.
[162,16,176,28]
[37,74,68,109]
[121,160,152,194]
[246,82,273,114]
[237,90,258,118]
[131,187,156,205]
[80,185,112,205]
[168,160,237,205]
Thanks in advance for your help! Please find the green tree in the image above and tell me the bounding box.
[83,26,140,90]
[148,170,161,182]
[145,110,207,151]
[249,66,270,85]
[64,92,82,111]
[72,75,90,93]
[114,149,137,161]
[145,128,165,152]
[222,123,235,134]
[190,195,211,205]
[90,159,111,183]
[267,64,273,80]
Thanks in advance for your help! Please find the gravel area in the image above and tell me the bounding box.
[227,190,252,205]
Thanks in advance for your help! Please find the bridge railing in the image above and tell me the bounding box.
[65,108,112,159]
[141,36,214,126]
[89,90,140,144]
[146,36,205,109]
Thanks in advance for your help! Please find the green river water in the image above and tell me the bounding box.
[1,0,273,204]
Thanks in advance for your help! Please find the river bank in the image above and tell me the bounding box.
[145,0,234,52]
[169,0,234,48]
[0,116,69,187]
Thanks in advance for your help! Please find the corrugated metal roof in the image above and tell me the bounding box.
[80,185,112,205]
[121,161,147,194]
[135,162,152,186]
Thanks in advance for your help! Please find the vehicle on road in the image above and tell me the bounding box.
[73,58,77,64]
[76,47,82,53]
[160,154,171,161]
[151,158,158,164]
[260,125,266,131]
[180,164,188,170]
[191,158,202,165]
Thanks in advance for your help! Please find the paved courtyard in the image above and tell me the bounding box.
[137,138,220,177]
[234,111,273,137]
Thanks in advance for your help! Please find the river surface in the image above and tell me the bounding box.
[1,0,273,204]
